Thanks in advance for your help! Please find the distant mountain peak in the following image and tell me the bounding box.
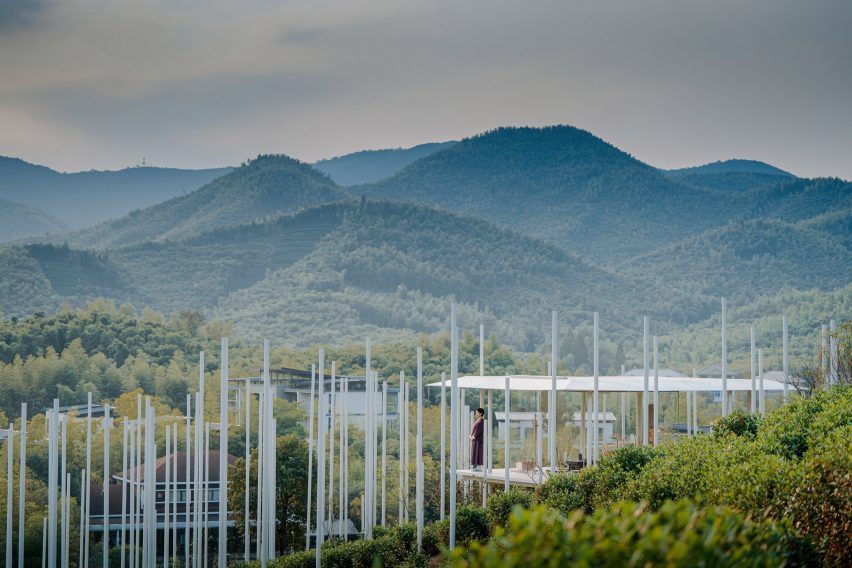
[667,159,794,177]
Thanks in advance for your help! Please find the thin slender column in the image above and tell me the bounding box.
[103,406,110,568]
[6,422,14,568]
[245,379,251,561]
[380,378,386,527]
[403,378,409,523]
[721,298,728,416]
[759,349,765,414]
[364,338,372,539]
[750,326,757,413]
[653,337,660,446]
[184,397,191,568]
[439,372,446,520]
[85,392,93,567]
[783,316,789,402]
[550,311,558,471]
[17,403,27,568]
[47,402,58,568]
[316,348,327,568]
[342,374,349,537]
[642,317,649,446]
[830,320,838,385]
[449,306,459,549]
[398,373,404,523]
[503,377,510,490]
[42,517,47,568]
[416,347,424,548]
[129,421,136,568]
[338,366,345,539]
[593,312,599,463]
[821,324,828,373]
[165,425,171,568]
[219,337,229,568]
[329,362,337,530]
[172,426,178,563]
[305,365,316,551]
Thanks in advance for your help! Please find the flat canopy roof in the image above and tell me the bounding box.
[426,375,787,393]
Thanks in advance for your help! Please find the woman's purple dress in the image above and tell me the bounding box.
[471,418,484,466]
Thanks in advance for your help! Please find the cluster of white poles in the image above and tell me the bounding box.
[4,305,840,567]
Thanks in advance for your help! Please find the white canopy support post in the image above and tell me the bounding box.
[653,336,659,447]
[550,311,558,472]
[164,425,171,567]
[103,406,110,568]
[750,326,757,413]
[364,338,372,539]
[219,337,229,568]
[593,312,599,463]
[381,378,387,528]
[830,319,838,385]
[821,324,828,373]
[504,376,510,490]
[398,372,404,524]
[721,298,728,416]
[47,401,57,568]
[330,363,337,529]
[184,398,191,568]
[342,372,349,537]
[245,378,251,561]
[759,349,765,415]
[85,391,93,567]
[686,373,691,437]
[440,372,446,520]
[264,340,276,561]
[692,369,698,433]
[449,305,459,549]
[6,422,13,568]
[416,347,424,549]
[18,403,27,568]
[403,377,410,523]
[316,349,327,568]
[642,317,649,446]
[306,365,316,551]
[783,316,789,402]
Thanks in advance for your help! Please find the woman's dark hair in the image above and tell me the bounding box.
[476,407,485,418]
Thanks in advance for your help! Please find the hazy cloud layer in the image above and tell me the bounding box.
[0,0,850,178]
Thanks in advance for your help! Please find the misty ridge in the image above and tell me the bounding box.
[0,124,848,367]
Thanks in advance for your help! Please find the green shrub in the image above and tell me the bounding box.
[714,409,761,439]
[485,487,533,530]
[785,425,852,566]
[534,473,584,517]
[450,500,816,568]
[757,386,851,460]
[422,519,449,556]
[456,506,490,545]
[579,444,656,511]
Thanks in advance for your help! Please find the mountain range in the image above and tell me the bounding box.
[1,125,848,366]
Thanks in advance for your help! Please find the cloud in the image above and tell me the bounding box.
[0,0,47,32]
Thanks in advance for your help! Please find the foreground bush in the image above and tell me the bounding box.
[714,409,761,438]
[577,444,656,511]
[451,500,816,568]
[485,487,533,530]
[533,473,584,517]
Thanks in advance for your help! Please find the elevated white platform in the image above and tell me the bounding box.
[457,467,573,487]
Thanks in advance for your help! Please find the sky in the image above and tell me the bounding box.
[1,0,851,179]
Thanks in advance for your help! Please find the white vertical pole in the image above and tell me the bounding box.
[42,517,47,568]
[47,401,57,568]
[172,426,178,563]
[85,392,93,567]
[165,425,171,568]
[306,364,315,551]
[593,312,599,463]
[449,304,458,549]
[338,367,345,539]
[193,392,202,568]
[439,372,446,521]
[416,348,424,547]
[316,349,326,568]
[821,324,828,373]
[381,379,387,528]
[721,298,728,417]
[343,373,349,537]
[17,403,26,568]
[750,326,757,413]
[503,377,510,490]
[329,363,337,530]
[218,337,229,568]
[128,422,136,568]
[403,379,409,523]
[6,422,14,568]
[60,414,67,568]
[642,317,649,446]
[245,379,251,561]
[686,381,692,437]
[203,423,210,568]
[103,406,110,568]
[550,311,558,472]
[184,398,191,568]
[830,319,838,385]
[264,340,275,561]
[398,373,405,523]
[364,338,372,540]
[255,383,263,563]
[783,316,789,402]
[759,349,765,414]
[119,416,128,568]
[692,369,698,433]
[653,337,659,447]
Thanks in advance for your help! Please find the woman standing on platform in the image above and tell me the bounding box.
[470,407,485,471]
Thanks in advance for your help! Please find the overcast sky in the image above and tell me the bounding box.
[1,0,850,178]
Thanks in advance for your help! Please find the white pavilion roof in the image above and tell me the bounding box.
[426,375,786,393]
